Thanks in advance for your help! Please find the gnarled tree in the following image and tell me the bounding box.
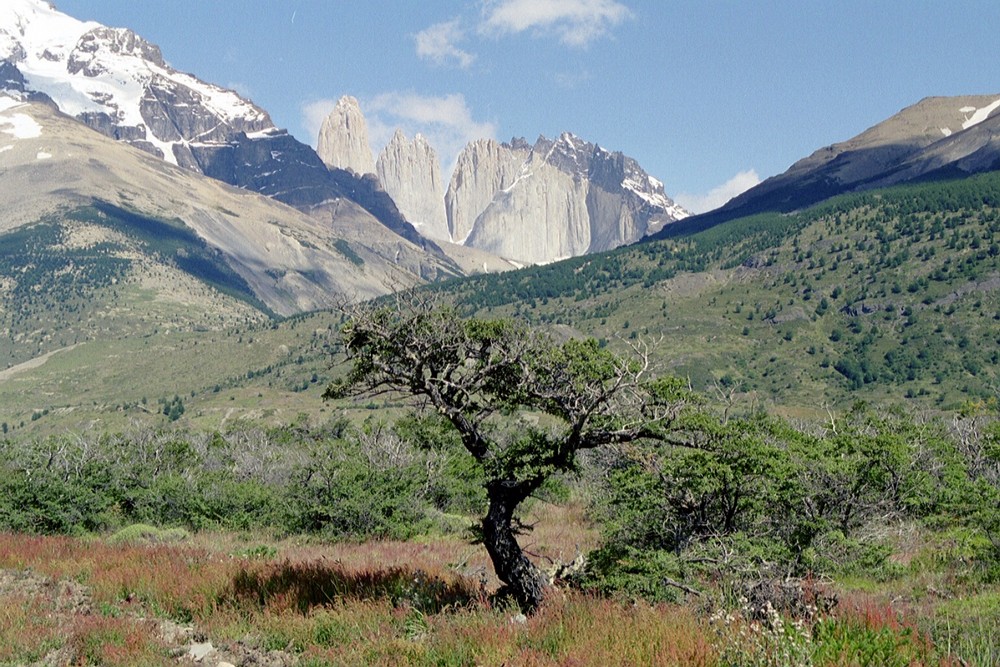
[324,295,693,612]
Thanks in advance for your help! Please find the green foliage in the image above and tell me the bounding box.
[587,402,1000,599]
[80,201,269,313]
[332,239,365,266]
[584,544,686,603]
[0,420,483,540]
[423,171,1000,409]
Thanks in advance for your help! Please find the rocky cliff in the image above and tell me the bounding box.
[317,95,376,176]
[448,133,689,264]
[445,138,531,245]
[376,129,450,242]
[313,95,688,265]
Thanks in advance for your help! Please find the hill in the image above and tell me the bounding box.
[657,94,1000,237]
[5,170,1000,436]
[434,171,1000,414]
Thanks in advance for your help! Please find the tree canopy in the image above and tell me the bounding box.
[325,295,695,611]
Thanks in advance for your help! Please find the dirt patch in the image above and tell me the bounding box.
[0,568,92,614]
[0,344,80,380]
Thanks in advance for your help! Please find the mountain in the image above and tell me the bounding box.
[0,0,273,170]
[0,97,417,319]
[7,82,1000,432]
[317,95,376,176]
[376,129,450,243]
[659,94,1000,237]
[0,0,464,278]
[449,133,689,264]
[317,96,690,265]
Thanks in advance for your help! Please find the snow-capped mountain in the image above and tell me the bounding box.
[0,0,273,166]
[318,95,690,264]
[0,0,456,270]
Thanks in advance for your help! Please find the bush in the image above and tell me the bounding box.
[586,404,991,601]
[0,419,484,541]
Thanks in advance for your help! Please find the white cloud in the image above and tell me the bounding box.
[481,0,632,46]
[674,169,761,214]
[365,92,496,178]
[414,19,476,68]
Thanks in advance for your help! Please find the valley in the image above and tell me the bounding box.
[1,1,1000,664]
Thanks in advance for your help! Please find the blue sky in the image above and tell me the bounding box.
[56,0,1000,212]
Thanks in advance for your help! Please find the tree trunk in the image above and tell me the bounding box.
[481,485,548,613]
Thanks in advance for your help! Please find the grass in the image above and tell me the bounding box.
[1,519,995,666]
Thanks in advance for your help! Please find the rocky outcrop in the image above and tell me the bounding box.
[448,133,689,264]
[376,129,449,242]
[316,96,375,175]
[445,138,531,244]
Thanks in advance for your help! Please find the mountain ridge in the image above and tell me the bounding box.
[317,95,691,264]
[656,94,1000,238]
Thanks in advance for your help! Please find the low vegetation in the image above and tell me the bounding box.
[3,171,1000,662]
[3,375,1000,662]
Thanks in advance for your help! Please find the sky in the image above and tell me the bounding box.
[54,0,1000,213]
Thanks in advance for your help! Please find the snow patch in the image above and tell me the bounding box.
[622,176,679,213]
[36,150,51,159]
[0,96,24,113]
[961,98,1000,130]
[501,169,533,194]
[0,111,42,139]
[0,145,13,152]
[940,127,952,137]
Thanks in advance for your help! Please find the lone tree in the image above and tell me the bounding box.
[325,296,693,612]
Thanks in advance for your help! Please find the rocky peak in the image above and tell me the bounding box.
[376,129,449,242]
[533,132,591,176]
[447,132,689,264]
[317,95,375,175]
[0,0,273,166]
[68,27,164,75]
[445,138,530,243]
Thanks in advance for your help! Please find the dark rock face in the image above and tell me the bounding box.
[654,94,1000,239]
[0,59,26,91]
[188,129,437,251]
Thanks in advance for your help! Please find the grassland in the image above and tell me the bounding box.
[1,513,995,666]
[3,175,1000,664]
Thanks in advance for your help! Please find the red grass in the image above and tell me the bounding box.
[67,615,169,666]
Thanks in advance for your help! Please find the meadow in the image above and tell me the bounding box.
[1,517,986,666]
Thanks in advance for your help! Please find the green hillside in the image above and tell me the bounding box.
[435,172,1000,414]
[3,172,1000,434]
